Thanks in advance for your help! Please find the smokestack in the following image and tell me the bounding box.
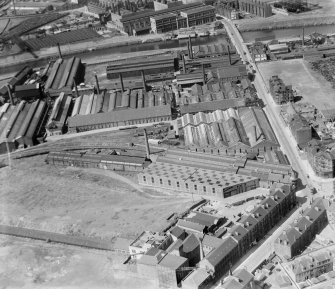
[227,45,232,65]
[6,85,14,105]
[202,64,205,85]
[119,73,124,92]
[141,70,146,90]
[188,35,193,59]
[302,27,305,46]
[95,74,100,95]
[143,129,150,159]
[57,42,62,59]
[182,54,186,73]
[73,78,79,98]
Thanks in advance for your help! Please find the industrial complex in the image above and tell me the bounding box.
[1,0,335,288]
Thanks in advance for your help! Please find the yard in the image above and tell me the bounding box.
[258,59,335,112]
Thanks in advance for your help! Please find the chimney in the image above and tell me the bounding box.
[253,125,257,142]
[227,45,232,65]
[6,85,14,105]
[57,42,62,59]
[302,27,305,46]
[188,35,193,59]
[95,74,100,95]
[73,78,79,98]
[119,73,124,92]
[143,129,150,159]
[187,41,191,59]
[199,234,205,260]
[141,70,146,91]
[182,54,186,73]
[202,64,205,85]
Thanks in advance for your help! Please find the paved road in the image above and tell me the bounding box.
[218,17,315,276]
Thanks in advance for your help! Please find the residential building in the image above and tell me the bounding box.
[182,268,212,289]
[288,114,312,148]
[218,268,255,289]
[269,75,294,104]
[275,198,329,259]
[288,249,335,282]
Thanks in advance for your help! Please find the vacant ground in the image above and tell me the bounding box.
[258,59,335,111]
[0,155,195,240]
[0,235,157,289]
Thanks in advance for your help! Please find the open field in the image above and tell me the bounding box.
[0,154,196,240]
[258,59,335,111]
[0,235,157,289]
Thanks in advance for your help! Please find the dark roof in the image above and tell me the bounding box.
[170,226,186,239]
[180,5,215,14]
[180,99,246,115]
[121,2,203,21]
[151,12,177,21]
[217,66,247,79]
[230,224,248,241]
[158,253,187,269]
[68,104,171,128]
[204,236,237,267]
[182,234,199,253]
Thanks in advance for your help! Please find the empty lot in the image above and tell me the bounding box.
[258,59,335,111]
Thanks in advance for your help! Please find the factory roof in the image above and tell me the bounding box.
[142,161,258,189]
[68,104,171,128]
[204,236,238,267]
[158,253,187,269]
[193,43,235,58]
[180,99,246,115]
[48,151,147,166]
[180,5,215,15]
[121,2,203,21]
[151,12,177,21]
[217,66,247,79]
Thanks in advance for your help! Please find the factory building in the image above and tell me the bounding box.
[139,160,259,199]
[44,57,84,97]
[14,83,42,100]
[192,44,237,59]
[179,108,280,151]
[179,5,215,28]
[217,66,248,82]
[68,104,172,132]
[46,151,148,172]
[46,93,73,136]
[269,75,294,104]
[120,2,203,35]
[0,100,47,153]
[287,248,335,283]
[106,54,177,84]
[238,0,272,18]
[274,198,330,260]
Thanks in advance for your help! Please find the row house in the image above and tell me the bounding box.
[275,198,329,259]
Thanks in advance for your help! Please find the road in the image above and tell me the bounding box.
[217,17,316,276]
